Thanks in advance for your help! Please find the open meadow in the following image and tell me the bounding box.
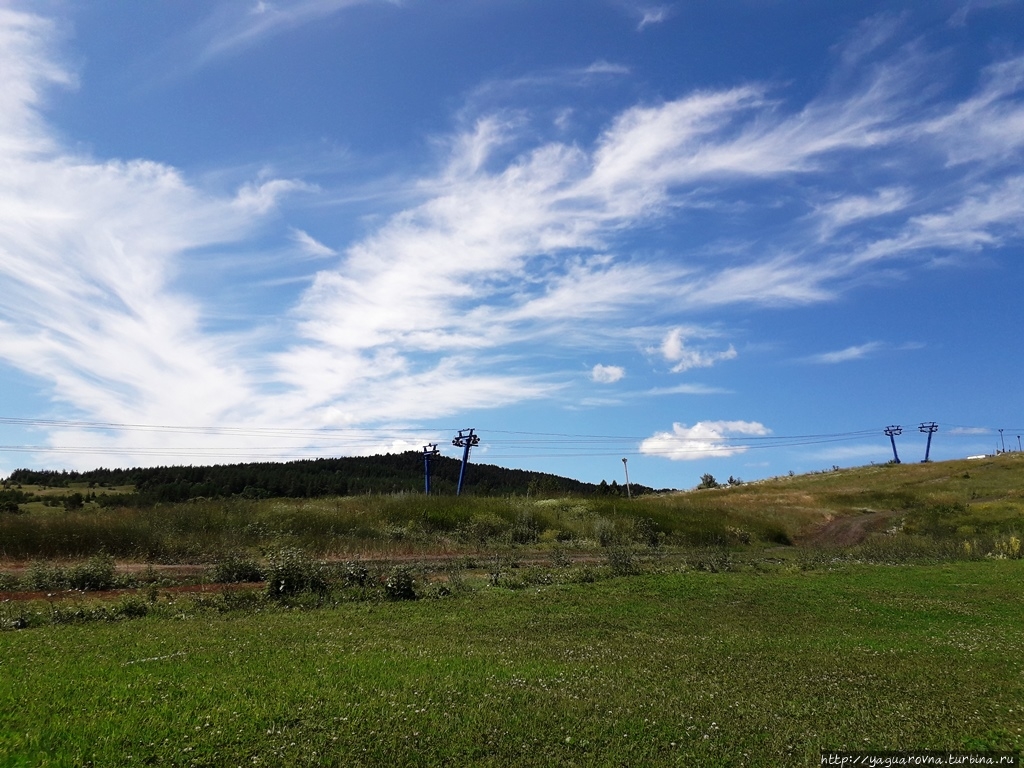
[1,455,1023,766]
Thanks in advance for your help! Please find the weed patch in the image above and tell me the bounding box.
[264,547,328,598]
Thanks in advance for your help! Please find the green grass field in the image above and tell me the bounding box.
[1,561,1022,766]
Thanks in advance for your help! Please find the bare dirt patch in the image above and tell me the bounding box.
[798,510,900,548]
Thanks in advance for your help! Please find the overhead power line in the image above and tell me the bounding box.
[0,416,1010,464]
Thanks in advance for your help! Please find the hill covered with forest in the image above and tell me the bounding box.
[4,452,659,507]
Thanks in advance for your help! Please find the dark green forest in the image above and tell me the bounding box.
[3,452,658,507]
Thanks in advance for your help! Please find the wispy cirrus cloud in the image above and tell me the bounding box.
[637,6,672,31]
[0,9,73,155]
[188,0,388,65]
[814,187,913,238]
[290,228,337,258]
[804,342,885,365]
[3,6,1024,472]
[947,426,992,436]
[645,384,730,396]
[801,340,925,365]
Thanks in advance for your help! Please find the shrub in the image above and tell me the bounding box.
[509,522,539,544]
[993,535,1022,559]
[67,553,116,591]
[113,595,149,619]
[698,473,720,490]
[726,526,751,545]
[212,554,264,584]
[384,566,417,601]
[463,514,509,545]
[605,546,640,576]
[521,567,554,586]
[445,565,468,594]
[687,548,734,573]
[343,560,370,588]
[633,517,662,548]
[265,547,328,598]
[25,561,66,591]
[549,546,571,569]
[592,517,617,547]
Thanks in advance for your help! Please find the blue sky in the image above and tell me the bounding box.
[1,0,1023,489]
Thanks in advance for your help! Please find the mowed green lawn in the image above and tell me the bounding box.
[2,561,1022,767]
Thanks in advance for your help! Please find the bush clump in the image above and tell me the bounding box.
[212,553,265,584]
[26,561,65,591]
[384,566,417,601]
[265,547,328,598]
[605,546,640,576]
[67,553,117,591]
[343,560,370,588]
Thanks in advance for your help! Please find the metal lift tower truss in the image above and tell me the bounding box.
[422,443,440,494]
[919,422,938,463]
[884,425,902,464]
[452,428,481,496]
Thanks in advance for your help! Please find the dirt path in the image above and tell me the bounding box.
[799,510,900,548]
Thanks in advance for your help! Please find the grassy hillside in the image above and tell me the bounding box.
[1,453,1021,566]
[679,452,1024,542]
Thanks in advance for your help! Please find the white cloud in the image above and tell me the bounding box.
[0,10,322,462]
[923,56,1024,165]
[233,178,312,214]
[814,187,912,236]
[848,174,1024,267]
[190,0,385,65]
[645,384,730,396]
[659,328,737,373]
[640,420,771,461]
[290,228,337,258]
[637,7,671,30]
[583,60,632,76]
[804,342,884,364]
[3,6,1024,471]
[948,426,992,436]
[0,9,74,156]
[591,364,625,384]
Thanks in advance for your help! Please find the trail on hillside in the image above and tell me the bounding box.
[799,510,900,548]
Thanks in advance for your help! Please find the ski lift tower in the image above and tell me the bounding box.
[884,425,902,464]
[422,443,440,494]
[919,422,938,463]
[452,429,480,496]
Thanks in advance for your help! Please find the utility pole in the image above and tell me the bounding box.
[884,425,902,464]
[452,429,480,496]
[1018,435,1021,452]
[621,457,632,499]
[919,422,938,463]
[999,429,1006,453]
[422,443,440,494]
